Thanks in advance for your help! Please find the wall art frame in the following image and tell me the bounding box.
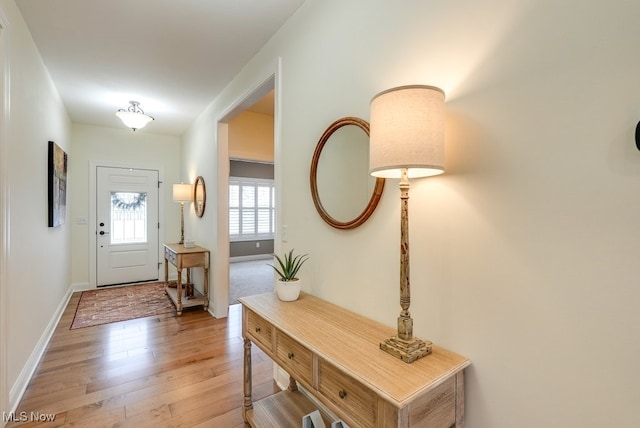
[48,140,67,227]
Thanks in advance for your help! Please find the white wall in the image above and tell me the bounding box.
[69,124,182,287]
[183,0,640,426]
[181,99,229,316]
[0,0,71,414]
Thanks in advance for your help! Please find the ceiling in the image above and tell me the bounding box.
[16,0,300,135]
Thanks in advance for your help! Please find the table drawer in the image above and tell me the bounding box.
[319,359,377,428]
[275,331,313,386]
[246,310,273,351]
[165,248,177,265]
[180,252,206,268]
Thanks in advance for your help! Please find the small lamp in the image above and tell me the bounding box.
[116,101,154,131]
[369,85,445,363]
[173,183,192,244]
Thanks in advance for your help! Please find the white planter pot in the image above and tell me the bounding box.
[276,278,301,301]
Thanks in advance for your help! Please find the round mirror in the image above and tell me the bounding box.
[310,117,385,229]
[194,176,206,217]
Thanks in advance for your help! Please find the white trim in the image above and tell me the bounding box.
[69,281,91,292]
[213,57,281,318]
[274,364,290,391]
[8,287,74,415]
[0,9,10,424]
[215,122,231,318]
[89,162,165,288]
[230,254,273,263]
[272,365,339,422]
[230,157,274,166]
[229,235,274,243]
[229,176,274,184]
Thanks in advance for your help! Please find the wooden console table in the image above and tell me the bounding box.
[163,243,210,315]
[239,292,470,428]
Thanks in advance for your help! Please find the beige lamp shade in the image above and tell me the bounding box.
[369,85,445,179]
[173,183,192,203]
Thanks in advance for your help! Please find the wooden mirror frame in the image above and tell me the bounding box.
[194,176,206,218]
[310,117,385,230]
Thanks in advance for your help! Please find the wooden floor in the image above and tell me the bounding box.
[7,292,279,427]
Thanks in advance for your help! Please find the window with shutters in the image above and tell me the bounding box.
[229,177,275,241]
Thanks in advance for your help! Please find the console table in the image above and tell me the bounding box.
[163,243,210,315]
[239,292,470,428]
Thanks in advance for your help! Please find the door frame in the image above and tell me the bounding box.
[0,8,9,418]
[212,58,281,317]
[89,161,165,288]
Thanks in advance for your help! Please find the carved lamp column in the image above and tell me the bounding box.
[369,85,445,363]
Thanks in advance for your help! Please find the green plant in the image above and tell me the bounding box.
[269,249,309,281]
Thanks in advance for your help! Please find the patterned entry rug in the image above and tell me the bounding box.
[70,282,174,329]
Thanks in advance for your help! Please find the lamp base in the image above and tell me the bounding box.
[380,335,432,363]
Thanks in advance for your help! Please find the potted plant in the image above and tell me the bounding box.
[269,249,309,301]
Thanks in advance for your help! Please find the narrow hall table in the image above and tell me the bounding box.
[163,243,209,315]
[239,292,470,427]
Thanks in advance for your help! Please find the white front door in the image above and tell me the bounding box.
[96,166,159,286]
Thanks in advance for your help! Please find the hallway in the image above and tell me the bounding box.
[8,294,278,427]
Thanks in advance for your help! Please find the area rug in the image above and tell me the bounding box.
[70,282,174,329]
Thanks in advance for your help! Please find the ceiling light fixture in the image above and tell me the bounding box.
[116,101,154,131]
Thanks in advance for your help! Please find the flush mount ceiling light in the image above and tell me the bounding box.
[116,101,154,131]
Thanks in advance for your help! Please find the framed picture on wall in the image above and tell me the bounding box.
[48,141,67,227]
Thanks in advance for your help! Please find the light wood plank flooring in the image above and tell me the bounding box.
[7,292,279,427]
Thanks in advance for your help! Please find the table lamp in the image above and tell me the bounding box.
[173,183,192,244]
[369,85,445,363]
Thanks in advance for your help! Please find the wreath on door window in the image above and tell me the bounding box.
[111,192,147,210]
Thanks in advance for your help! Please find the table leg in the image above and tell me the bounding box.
[164,256,168,282]
[176,268,183,316]
[288,375,298,392]
[243,338,253,422]
[203,266,209,311]
[185,268,194,298]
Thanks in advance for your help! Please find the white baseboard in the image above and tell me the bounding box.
[230,254,272,263]
[274,363,289,390]
[8,285,75,414]
[273,364,338,422]
[70,281,91,292]
[6,278,197,416]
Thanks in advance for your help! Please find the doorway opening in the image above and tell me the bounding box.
[213,72,278,317]
[228,159,275,304]
[0,11,9,417]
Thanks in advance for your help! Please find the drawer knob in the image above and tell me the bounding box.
[255,327,261,333]
[288,352,295,359]
[338,390,347,399]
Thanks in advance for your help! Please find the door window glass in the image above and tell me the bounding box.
[111,192,147,244]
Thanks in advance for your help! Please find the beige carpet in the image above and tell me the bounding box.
[70,282,174,329]
[229,259,274,304]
